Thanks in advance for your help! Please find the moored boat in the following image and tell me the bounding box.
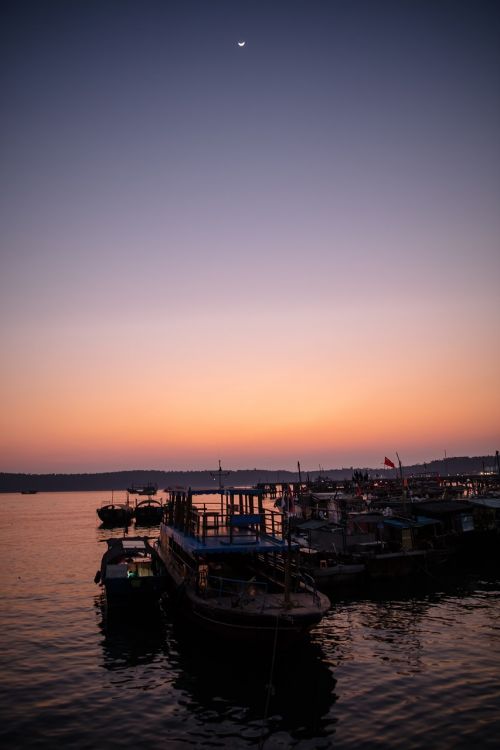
[298,546,367,589]
[134,497,164,525]
[158,488,331,646]
[96,498,133,526]
[94,536,167,606]
[292,513,449,590]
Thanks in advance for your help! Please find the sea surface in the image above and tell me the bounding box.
[1,490,499,749]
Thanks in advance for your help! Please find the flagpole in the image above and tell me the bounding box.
[396,452,407,516]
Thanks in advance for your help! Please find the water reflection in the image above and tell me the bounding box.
[133,521,161,531]
[317,578,500,680]
[317,588,443,674]
[166,616,338,744]
[91,575,500,749]
[94,594,338,745]
[95,596,166,672]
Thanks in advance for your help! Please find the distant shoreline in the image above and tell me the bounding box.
[1,455,498,493]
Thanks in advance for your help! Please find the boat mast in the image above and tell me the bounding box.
[210,459,230,516]
[396,452,407,515]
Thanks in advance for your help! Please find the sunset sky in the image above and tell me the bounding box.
[1,0,499,473]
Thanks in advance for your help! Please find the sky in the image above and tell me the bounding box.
[1,0,499,474]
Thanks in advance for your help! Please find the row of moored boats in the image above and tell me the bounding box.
[95,476,500,648]
[96,495,164,526]
[95,487,331,647]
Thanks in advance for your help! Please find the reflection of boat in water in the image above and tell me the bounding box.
[95,596,166,671]
[94,536,167,606]
[158,488,331,646]
[127,483,158,496]
[133,497,164,525]
[166,609,337,737]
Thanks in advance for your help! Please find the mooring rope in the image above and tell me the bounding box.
[258,614,280,750]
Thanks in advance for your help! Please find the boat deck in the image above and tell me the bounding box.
[162,489,296,556]
[162,521,296,555]
[195,589,325,615]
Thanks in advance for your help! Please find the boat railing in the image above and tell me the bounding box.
[298,570,323,606]
[207,575,269,596]
[257,552,322,606]
[163,493,286,545]
[204,574,268,607]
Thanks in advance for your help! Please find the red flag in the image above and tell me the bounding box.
[384,457,395,468]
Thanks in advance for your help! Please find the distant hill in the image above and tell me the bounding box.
[1,454,498,492]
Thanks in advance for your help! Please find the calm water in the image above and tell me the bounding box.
[1,491,499,749]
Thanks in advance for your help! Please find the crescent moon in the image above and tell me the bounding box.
[237,41,246,47]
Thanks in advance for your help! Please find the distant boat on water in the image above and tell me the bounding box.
[126,483,158,496]
[20,490,38,494]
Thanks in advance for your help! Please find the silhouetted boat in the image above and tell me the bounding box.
[158,488,330,646]
[20,490,38,494]
[96,496,133,526]
[134,497,164,525]
[126,483,158,496]
[94,536,167,606]
[292,514,447,591]
[298,546,367,589]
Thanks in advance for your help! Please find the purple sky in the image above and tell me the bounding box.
[1,1,499,472]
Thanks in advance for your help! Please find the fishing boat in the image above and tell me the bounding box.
[157,488,331,646]
[126,483,158,496]
[94,536,167,606]
[96,495,133,526]
[298,546,367,590]
[134,497,164,525]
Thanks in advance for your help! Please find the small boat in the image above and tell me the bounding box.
[94,536,167,606]
[134,497,164,525]
[96,497,133,526]
[20,490,38,494]
[127,483,158,496]
[158,488,331,647]
[298,546,366,590]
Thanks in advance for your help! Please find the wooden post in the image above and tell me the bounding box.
[284,517,292,608]
[258,491,266,534]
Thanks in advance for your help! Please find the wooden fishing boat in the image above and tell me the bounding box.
[127,483,158,496]
[96,497,133,526]
[157,488,331,646]
[134,497,164,525]
[95,536,167,606]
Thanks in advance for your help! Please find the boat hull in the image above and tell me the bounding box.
[158,545,329,646]
[305,563,367,589]
[134,506,164,525]
[97,536,167,608]
[96,504,133,525]
[104,576,166,606]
